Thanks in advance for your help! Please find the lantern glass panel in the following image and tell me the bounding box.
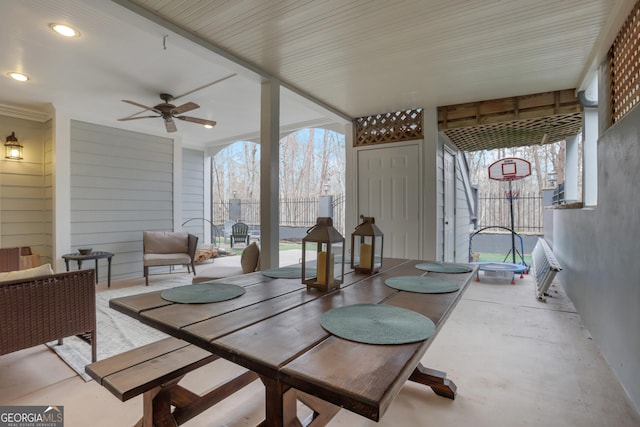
[373,234,383,268]
[350,216,383,274]
[4,140,23,160]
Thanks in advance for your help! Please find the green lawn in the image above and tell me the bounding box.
[225,241,302,256]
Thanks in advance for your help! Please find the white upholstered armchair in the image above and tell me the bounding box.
[143,231,198,285]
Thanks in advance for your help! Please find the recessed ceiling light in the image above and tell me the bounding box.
[7,72,29,82]
[50,23,79,38]
[204,124,214,129]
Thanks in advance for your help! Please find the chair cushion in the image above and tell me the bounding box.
[0,263,54,283]
[144,231,188,254]
[144,253,191,266]
[241,242,260,273]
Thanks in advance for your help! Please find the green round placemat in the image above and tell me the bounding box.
[385,276,460,293]
[415,262,473,273]
[320,304,435,345]
[161,283,245,304]
[262,266,316,279]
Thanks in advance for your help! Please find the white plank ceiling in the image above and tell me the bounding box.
[0,0,635,149]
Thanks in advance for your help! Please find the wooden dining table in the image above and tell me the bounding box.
[109,258,476,426]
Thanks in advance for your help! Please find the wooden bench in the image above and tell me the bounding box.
[85,336,258,427]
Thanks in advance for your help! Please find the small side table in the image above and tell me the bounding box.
[62,251,114,287]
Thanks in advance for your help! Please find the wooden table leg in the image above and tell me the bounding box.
[297,391,341,427]
[137,382,179,427]
[259,376,340,427]
[260,376,297,427]
[408,363,457,399]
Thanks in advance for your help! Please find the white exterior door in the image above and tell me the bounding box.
[443,150,455,262]
[357,144,420,258]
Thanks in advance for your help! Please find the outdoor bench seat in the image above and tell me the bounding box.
[85,336,257,426]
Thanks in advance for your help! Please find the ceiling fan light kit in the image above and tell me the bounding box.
[118,93,216,133]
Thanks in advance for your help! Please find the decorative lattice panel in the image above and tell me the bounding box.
[437,89,583,151]
[353,109,423,147]
[442,112,583,152]
[609,1,640,124]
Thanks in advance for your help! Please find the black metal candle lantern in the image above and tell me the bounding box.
[351,216,383,274]
[301,217,345,292]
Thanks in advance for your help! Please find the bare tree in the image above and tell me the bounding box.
[468,141,567,195]
[213,129,346,202]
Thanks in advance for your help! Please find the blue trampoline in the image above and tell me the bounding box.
[468,226,529,284]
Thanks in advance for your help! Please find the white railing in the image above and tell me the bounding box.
[532,238,562,301]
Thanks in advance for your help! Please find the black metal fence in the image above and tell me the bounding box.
[476,191,544,233]
[211,191,543,236]
[212,194,346,235]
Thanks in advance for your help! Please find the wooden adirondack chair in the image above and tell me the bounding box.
[230,222,250,248]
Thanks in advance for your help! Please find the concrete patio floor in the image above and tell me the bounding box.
[1,260,638,426]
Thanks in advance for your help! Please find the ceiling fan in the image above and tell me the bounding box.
[117,93,217,133]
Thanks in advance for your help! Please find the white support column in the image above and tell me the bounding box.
[173,135,183,231]
[344,122,356,238]
[203,154,212,245]
[583,108,598,206]
[422,107,438,261]
[260,79,280,269]
[564,134,579,202]
[52,109,71,272]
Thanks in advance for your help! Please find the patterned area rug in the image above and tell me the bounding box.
[47,274,192,381]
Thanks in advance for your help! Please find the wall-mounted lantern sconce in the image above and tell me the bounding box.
[5,132,23,160]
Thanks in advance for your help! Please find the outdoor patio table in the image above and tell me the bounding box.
[109,258,476,426]
[62,251,114,287]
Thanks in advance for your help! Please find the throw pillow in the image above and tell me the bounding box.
[0,263,54,283]
[241,242,260,273]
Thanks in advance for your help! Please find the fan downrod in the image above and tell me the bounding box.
[159,93,174,103]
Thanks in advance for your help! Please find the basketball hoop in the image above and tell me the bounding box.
[488,158,531,182]
[486,157,531,265]
[504,189,521,200]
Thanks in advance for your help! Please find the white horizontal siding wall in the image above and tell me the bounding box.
[0,115,51,264]
[436,134,473,263]
[455,154,472,262]
[70,120,173,280]
[181,148,205,242]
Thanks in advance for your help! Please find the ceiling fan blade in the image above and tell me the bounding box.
[171,101,199,115]
[117,115,160,121]
[122,100,160,113]
[176,116,217,127]
[173,74,236,100]
[164,119,177,133]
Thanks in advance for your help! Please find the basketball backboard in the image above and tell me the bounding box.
[488,157,531,181]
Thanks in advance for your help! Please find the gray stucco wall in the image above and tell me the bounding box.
[551,105,640,412]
